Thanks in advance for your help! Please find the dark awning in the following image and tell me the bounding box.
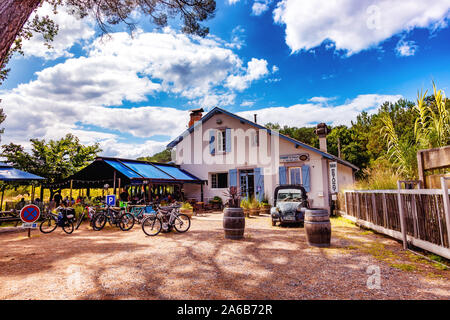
[46,157,204,189]
[0,162,45,182]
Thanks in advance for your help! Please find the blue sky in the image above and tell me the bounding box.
[1,0,450,158]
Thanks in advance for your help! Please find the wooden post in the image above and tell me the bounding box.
[113,171,116,195]
[372,193,377,225]
[69,180,73,202]
[440,177,450,248]
[356,192,360,219]
[31,185,35,202]
[0,186,4,211]
[417,151,426,188]
[200,183,204,202]
[344,191,348,215]
[117,178,121,197]
[397,181,408,250]
[411,194,418,238]
[382,192,388,228]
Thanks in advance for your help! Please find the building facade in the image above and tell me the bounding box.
[168,107,358,212]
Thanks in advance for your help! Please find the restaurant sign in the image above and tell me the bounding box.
[280,153,310,163]
[329,161,338,194]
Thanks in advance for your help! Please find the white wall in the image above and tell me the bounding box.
[175,111,355,208]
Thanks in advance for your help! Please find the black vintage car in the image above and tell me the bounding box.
[270,185,309,226]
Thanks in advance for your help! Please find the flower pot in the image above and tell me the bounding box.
[180,208,193,217]
[223,207,245,240]
[249,208,259,216]
[243,209,250,217]
[260,205,271,215]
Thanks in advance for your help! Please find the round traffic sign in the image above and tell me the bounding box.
[20,205,41,223]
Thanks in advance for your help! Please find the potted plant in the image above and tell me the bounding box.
[260,195,271,215]
[240,198,250,217]
[209,196,223,210]
[222,187,245,240]
[180,202,194,217]
[249,197,260,216]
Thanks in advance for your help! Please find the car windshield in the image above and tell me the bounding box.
[277,190,303,202]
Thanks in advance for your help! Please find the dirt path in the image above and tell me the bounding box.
[0,214,448,300]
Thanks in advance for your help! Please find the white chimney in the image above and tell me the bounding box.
[315,123,330,153]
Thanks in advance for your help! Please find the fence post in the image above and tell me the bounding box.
[372,193,377,225]
[397,181,408,250]
[344,191,348,215]
[382,192,388,228]
[440,177,450,248]
[356,193,360,219]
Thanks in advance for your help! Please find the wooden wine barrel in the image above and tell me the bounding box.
[223,207,245,240]
[304,208,331,247]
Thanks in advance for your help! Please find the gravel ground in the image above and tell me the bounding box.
[0,213,448,300]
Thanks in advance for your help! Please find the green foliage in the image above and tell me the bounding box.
[137,149,172,163]
[181,202,193,210]
[265,86,449,184]
[354,160,402,190]
[1,133,101,184]
[240,198,249,210]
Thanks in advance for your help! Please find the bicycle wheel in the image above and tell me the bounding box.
[173,214,191,233]
[142,215,162,236]
[119,213,135,231]
[62,220,74,234]
[39,216,57,233]
[92,213,107,231]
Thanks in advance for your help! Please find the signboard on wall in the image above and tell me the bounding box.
[280,153,310,163]
[329,162,338,194]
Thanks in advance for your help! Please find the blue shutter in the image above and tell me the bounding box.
[225,128,231,153]
[302,165,310,192]
[229,169,237,187]
[279,166,287,185]
[290,168,301,185]
[209,130,215,155]
[254,168,265,201]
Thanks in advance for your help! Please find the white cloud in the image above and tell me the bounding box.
[237,94,403,127]
[228,0,241,4]
[226,58,269,91]
[241,100,256,107]
[273,0,450,55]
[252,1,271,16]
[1,28,273,158]
[308,96,337,104]
[396,39,418,57]
[21,2,95,60]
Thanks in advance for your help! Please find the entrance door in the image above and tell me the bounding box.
[289,167,302,185]
[239,169,255,199]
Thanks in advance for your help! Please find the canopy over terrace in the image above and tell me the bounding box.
[0,162,45,210]
[45,157,206,202]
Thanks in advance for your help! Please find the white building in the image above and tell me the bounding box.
[167,107,358,212]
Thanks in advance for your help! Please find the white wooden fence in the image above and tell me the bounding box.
[341,177,450,259]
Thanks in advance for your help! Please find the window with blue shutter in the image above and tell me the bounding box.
[301,165,310,192]
[225,128,231,153]
[229,169,238,187]
[279,166,287,185]
[254,168,265,201]
[209,130,215,155]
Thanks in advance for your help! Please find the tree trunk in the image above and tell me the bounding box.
[0,0,42,69]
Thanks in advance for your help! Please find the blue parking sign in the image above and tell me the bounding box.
[106,195,116,206]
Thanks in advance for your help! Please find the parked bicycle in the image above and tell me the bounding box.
[75,205,97,230]
[141,204,190,236]
[39,206,76,235]
[92,205,134,231]
[128,200,156,224]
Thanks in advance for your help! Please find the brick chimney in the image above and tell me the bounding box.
[315,123,330,153]
[188,108,204,127]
